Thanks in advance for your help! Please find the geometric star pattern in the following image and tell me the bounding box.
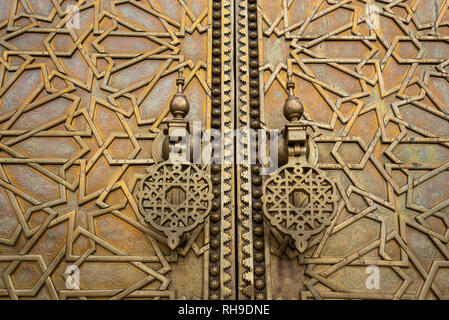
[0,0,213,300]
[257,0,449,300]
[1,0,449,300]
[138,161,213,250]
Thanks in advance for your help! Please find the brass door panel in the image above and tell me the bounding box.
[237,0,449,300]
[0,0,235,300]
[1,0,449,301]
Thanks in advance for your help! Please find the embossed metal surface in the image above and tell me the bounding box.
[1,0,449,301]
[0,0,234,300]
[262,163,339,253]
[237,0,449,300]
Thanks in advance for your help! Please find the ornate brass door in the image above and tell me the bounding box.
[1,0,449,300]
[236,0,449,300]
[0,0,235,300]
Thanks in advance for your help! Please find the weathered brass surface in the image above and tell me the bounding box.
[237,0,449,300]
[0,0,234,300]
[1,0,449,300]
[262,162,340,254]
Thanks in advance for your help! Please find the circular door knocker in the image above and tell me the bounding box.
[137,68,213,250]
[138,161,213,249]
[262,162,339,253]
[261,74,341,254]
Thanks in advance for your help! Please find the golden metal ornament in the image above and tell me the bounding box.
[1,0,449,301]
[261,76,340,254]
[138,161,213,250]
[262,162,339,253]
[137,69,213,250]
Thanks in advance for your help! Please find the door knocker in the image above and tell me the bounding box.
[137,69,213,249]
[262,75,340,254]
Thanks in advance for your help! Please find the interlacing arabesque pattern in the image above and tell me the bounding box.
[256,0,449,299]
[263,164,339,254]
[0,0,225,300]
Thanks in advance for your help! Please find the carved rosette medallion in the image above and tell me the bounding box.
[262,162,339,253]
[138,161,214,249]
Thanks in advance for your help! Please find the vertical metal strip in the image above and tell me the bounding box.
[220,0,235,300]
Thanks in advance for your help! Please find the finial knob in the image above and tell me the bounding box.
[283,75,304,122]
[170,68,190,119]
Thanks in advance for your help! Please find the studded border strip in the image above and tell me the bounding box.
[237,0,253,298]
[208,0,224,300]
[208,0,234,300]
[247,0,267,300]
[237,0,266,300]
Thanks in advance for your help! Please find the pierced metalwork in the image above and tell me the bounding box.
[138,161,213,249]
[137,69,213,250]
[262,75,340,254]
[2,0,449,301]
[262,163,338,253]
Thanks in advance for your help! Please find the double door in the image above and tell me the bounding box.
[0,0,448,300]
